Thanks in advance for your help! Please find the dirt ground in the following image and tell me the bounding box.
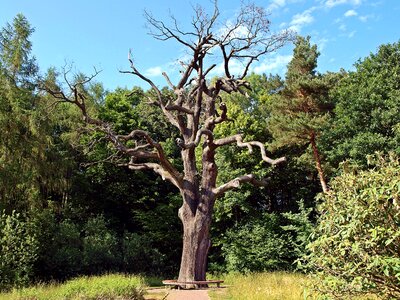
[145,287,212,300]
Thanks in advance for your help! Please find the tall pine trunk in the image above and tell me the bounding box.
[310,132,329,193]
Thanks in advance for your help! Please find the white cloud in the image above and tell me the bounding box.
[289,8,315,32]
[344,9,358,17]
[358,14,372,22]
[144,66,163,77]
[267,0,305,12]
[324,0,361,8]
[208,54,292,77]
[252,54,293,74]
[315,37,329,51]
[267,0,286,11]
[210,59,246,77]
[339,23,347,31]
[348,30,356,38]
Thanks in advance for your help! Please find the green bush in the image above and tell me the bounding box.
[305,154,400,299]
[31,209,83,280]
[0,211,38,290]
[220,203,313,274]
[82,215,121,274]
[122,232,166,275]
[222,213,292,273]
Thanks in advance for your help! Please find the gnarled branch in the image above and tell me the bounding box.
[214,134,286,165]
[213,174,269,197]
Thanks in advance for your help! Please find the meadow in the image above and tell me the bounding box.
[0,272,381,300]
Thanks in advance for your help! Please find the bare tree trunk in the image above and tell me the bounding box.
[178,206,212,285]
[310,132,329,193]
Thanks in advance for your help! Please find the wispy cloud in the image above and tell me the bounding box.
[344,9,358,17]
[358,14,374,22]
[252,54,293,74]
[267,0,287,11]
[267,0,304,12]
[289,8,315,32]
[347,30,356,38]
[315,37,329,51]
[144,66,163,77]
[209,54,292,77]
[324,0,362,8]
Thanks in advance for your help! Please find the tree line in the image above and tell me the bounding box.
[1,9,399,298]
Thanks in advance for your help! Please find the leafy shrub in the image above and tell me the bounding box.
[82,215,121,274]
[122,232,166,275]
[31,209,83,280]
[220,202,313,274]
[222,213,292,273]
[305,154,400,299]
[0,211,38,290]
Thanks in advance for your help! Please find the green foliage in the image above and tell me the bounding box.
[0,211,38,290]
[82,215,121,274]
[221,206,313,273]
[122,232,166,274]
[281,200,314,262]
[324,41,400,168]
[209,73,319,272]
[30,208,83,280]
[305,154,400,299]
[268,36,336,151]
[0,14,37,83]
[222,214,290,272]
[0,15,76,212]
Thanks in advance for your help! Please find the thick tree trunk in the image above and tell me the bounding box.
[310,132,329,193]
[178,212,211,280]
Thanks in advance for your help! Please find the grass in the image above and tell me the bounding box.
[208,272,381,300]
[0,272,382,300]
[0,274,146,300]
[209,272,308,300]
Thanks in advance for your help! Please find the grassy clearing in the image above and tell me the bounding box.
[209,272,381,300]
[209,272,307,300]
[0,274,146,300]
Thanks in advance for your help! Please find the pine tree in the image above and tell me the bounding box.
[268,36,338,193]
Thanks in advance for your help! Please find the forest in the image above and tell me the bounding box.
[0,4,400,300]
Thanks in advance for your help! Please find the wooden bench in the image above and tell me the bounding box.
[162,279,224,289]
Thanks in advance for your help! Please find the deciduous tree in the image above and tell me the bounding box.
[42,2,292,285]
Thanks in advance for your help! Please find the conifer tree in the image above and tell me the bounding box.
[268,36,338,193]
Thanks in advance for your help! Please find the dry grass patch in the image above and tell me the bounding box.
[209,272,307,300]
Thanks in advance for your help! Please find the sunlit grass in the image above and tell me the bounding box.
[0,273,146,300]
[208,272,381,300]
[209,272,307,300]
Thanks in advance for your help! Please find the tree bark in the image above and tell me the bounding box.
[178,205,212,286]
[310,132,329,193]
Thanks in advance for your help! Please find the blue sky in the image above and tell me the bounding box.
[0,0,398,91]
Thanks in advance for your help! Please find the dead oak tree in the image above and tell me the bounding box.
[43,2,292,286]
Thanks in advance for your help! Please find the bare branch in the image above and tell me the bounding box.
[177,128,214,149]
[214,134,286,165]
[123,161,183,189]
[144,10,196,50]
[121,50,182,131]
[213,174,269,197]
[162,71,176,89]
